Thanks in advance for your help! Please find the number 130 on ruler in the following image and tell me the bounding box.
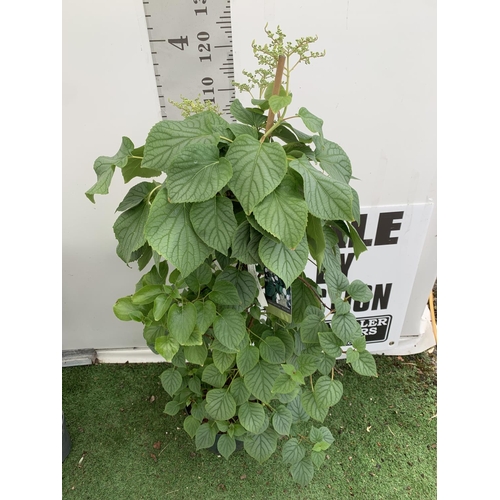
[143,0,236,121]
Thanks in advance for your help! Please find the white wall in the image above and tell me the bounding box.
[63,0,436,350]
[62,0,162,349]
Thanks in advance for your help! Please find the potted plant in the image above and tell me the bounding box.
[86,26,377,486]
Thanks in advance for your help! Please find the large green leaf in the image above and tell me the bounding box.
[352,335,367,352]
[314,376,343,408]
[164,401,184,416]
[142,111,227,172]
[318,330,343,358]
[184,344,208,366]
[116,181,158,212]
[244,360,281,403]
[297,353,319,377]
[201,364,228,388]
[86,137,134,202]
[205,389,237,421]
[167,144,232,203]
[347,221,368,258]
[316,352,337,376]
[140,261,169,287]
[282,438,306,464]
[289,156,354,221]
[213,349,236,373]
[145,188,211,277]
[269,94,292,113]
[159,368,182,397]
[238,402,266,433]
[244,428,278,464]
[291,277,323,323]
[113,297,148,322]
[209,280,241,306]
[306,214,326,270]
[272,405,293,435]
[143,323,165,346]
[259,336,286,364]
[274,329,295,360]
[301,389,328,422]
[300,308,328,344]
[216,267,258,312]
[120,146,161,184]
[311,450,326,469]
[272,373,299,395]
[217,434,237,459]
[113,201,150,263]
[349,350,378,377]
[253,176,308,249]
[227,123,259,139]
[190,196,237,256]
[229,377,251,405]
[151,293,171,324]
[226,134,287,215]
[182,328,203,346]
[290,458,315,486]
[195,422,218,450]
[230,99,267,127]
[347,280,373,303]
[287,394,310,423]
[298,107,323,134]
[324,265,350,300]
[213,309,246,350]
[346,348,359,364]
[258,234,309,289]
[236,345,260,376]
[131,285,165,305]
[154,336,180,362]
[312,135,352,184]
[195,300,217,335]
[231,220,262,265]
[167,302,197,344]
[184,263,213,292]
[188,376,202,396]
[330,312,362,344]
[183,415,201,439]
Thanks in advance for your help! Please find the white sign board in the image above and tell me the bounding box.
[305,203,434,352]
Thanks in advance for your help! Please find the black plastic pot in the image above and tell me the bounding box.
[208,433,244,454]
[62,412,72,462]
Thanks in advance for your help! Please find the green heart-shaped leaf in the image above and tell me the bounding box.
[226,135,287,215]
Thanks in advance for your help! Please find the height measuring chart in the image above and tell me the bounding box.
[142,0,236,121]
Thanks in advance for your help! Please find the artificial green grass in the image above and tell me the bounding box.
[62,351,437,499]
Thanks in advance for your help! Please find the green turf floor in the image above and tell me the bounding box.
[62,350,437,499]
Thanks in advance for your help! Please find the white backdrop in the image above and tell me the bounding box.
[62,0,436,350]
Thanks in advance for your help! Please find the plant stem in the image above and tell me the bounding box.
[262,54,286,140]
[297,275,332,311]
[147,184,162,204]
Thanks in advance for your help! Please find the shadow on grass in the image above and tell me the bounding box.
[62,351,436,499]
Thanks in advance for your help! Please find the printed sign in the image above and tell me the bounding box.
[304,203,434,350]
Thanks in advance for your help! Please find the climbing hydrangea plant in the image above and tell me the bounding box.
[86,26,377,486]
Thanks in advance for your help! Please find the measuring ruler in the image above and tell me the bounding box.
[142,0,236,121]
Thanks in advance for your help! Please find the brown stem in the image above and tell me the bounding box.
[297,275,332,311]
[264,54,286,134]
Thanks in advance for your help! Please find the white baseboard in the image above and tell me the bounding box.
[79,309,437,365]
[96,347,163,364]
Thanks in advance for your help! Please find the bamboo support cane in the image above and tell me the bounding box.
[264,55,286,134]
